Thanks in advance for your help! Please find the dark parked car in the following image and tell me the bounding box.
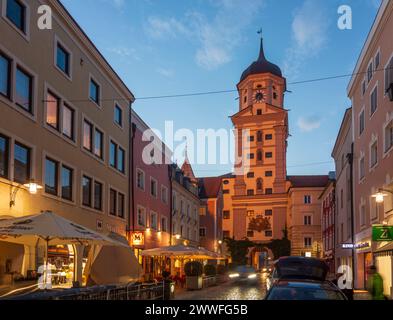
[265,279,347,300]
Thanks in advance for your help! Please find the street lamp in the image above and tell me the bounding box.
[372,189,393,203]
[4,179,43,207]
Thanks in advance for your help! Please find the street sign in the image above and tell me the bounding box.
[372,225,393,242]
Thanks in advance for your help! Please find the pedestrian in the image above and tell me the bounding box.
[367,266,385,300]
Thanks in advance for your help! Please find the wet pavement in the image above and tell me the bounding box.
[175,274,268,300]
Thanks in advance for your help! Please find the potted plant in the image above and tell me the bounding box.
[184,261,203,290]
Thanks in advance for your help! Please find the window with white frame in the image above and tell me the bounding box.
[367,61,373,83]
[370,85,378,116]
[384,55,393,95]
[375,51,380,70]
[137,206,146,227]
[161,185,168,204]
[359,109,365,136]
[136,169,145,190]
[361,80,366,97]
[199,227,206,237]
[304,195,312,204]
[150,211,158,230]
[304,215,312,226]
[360,199,366,227]
[370,140,378,168]
[384,118,393,153]
[370,194,378,221]
[359,154,365,181]
[161,216,167,232]
[150,177,157,198]
[304,237,312,248]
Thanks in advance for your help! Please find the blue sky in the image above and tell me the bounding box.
[62,0,381,177]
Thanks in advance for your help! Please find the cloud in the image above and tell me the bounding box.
[297,115,322,132]
[107,46,140,60]
[145,0,265,70]
[156,67,174,77]
[283,0,329,79]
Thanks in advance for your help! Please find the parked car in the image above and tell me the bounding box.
[265,279,347,300]
[266,256,329,291]
[228,266,259,283]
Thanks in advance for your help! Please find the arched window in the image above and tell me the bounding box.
[257,131,263,142]
[257,178,263,191]
[257,149,263,161]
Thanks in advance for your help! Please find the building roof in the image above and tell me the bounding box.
[287,175,330,188]
[239,38,282,83]
[198,177,222,199]
[181,154,196,182]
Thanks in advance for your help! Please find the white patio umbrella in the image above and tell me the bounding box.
[141,244,216,259]
[0,211,129,286]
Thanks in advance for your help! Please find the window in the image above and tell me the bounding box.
[150,178,157,197]
[247,172,254,178]
[94,129,103,159]
[6,0,26,33]
[265,152,273,159]
[247,153,254,160]
[367,61,373,83]
[109,140,125,173]
[114,104,122,127]
[45,158,58,195]
[223,189,229,194]
[161,217,167,232]
[93,181,102,211]
[370,86,378,115]
[89,78,100,105]
[265,230,272,237]
[62,104,74,140]
[304,195,312,204]
[150,212,158,230]
[361,80,366,96]
[359,156,365,180]
[360,203,366,226]
[82,176,92,207]
[13,142,30,183]
[118,193,125,218]
[199,207,206,216]
[83,120,93,151]
[223,211,230,219]
[137,206,146,227]
[0,53,11,98]
[375,52,380,69]
[304,237,312,248]
[223,230,230,238]
[56,43,70,76]
[384,120,393,153]
[304,215,312,226]
[273,92,277,100]
[0,134,9,178]
[359,109,365,135]
[257,109,262,115]
[199,228,206,237]
[247,189,254,196]
[370,141,378,168]
[341,189,344,209]
[384,56,393,95]
[257,131,263,142]
[257,178,263,191]
[257,150,263,161]
[247,230,254,238]
[161,186,168,203]
[265,209,273,216]
[265,188,273,195]
[109,141,116,167]
[247,135,254,142]
[46,92,59,130]
[15,67,32,113]
[136,169,145,190]
[265,134,273,140]
[265,171,273,177]
[118,147,125,173]
[109,188,117,216]
[61,165,73,201]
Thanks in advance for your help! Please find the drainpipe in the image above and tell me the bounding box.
[169,165,173,246]
[130,121,137,236]
[347,143,355,288]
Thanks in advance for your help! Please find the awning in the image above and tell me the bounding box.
[141,245,223,259]
[375,242,393,257]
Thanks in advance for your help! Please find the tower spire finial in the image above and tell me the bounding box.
[257,28,265,61]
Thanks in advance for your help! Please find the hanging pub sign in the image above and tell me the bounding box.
[131,232,145,246]
[372,225,393,242]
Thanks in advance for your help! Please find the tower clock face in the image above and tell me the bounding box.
[254,90,264,103]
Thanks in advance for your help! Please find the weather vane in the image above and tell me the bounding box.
[257,28,263,38]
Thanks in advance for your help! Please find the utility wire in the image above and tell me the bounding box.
[41,66,392,104]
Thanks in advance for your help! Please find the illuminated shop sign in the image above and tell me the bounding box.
[131,232,145,246]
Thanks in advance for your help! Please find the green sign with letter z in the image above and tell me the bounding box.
[372,225,393,241]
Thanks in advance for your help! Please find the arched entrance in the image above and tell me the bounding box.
[247,246,274,270]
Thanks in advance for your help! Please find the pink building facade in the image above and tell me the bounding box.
[347,0,393,297]
[130,110,171,277]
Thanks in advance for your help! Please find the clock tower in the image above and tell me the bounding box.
[224,37,289,242]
